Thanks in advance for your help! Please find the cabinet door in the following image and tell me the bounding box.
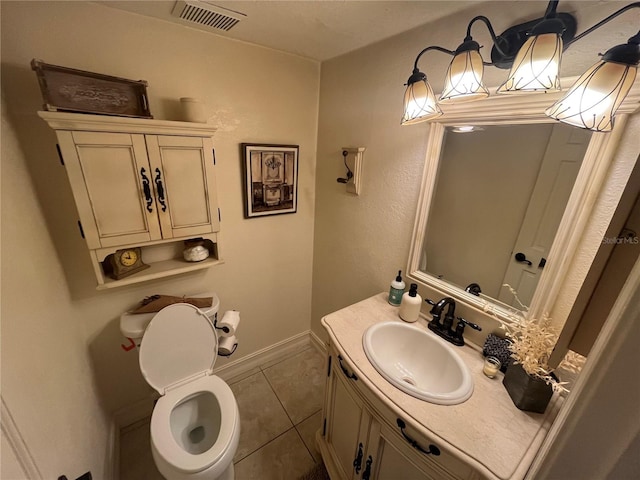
[325,357,371,480]
[59,131,162,249]
[145,135,220,239]
[365,419,471,480]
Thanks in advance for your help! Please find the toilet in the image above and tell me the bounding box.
[131,300,240,480]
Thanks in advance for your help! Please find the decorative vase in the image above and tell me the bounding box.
[502,362,554,413]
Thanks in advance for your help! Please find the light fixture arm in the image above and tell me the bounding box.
[465,15,508,59]
[411,45,456,72]
[564,2,640,48]
[543,0,559,18]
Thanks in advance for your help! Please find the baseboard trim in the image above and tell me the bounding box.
[309,329,327,354]
[213,330,313,382]
[1,396,43,479]
[112,395,157,430]
[105,417,119,480]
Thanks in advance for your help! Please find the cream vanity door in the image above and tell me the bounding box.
[57,130,162,249]
[364,419,473,480]
[145,135,220,239]
[325,355,372,480]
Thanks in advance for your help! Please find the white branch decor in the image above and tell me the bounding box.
[498,284,584,393]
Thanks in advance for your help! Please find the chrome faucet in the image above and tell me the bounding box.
[425,297,482,346]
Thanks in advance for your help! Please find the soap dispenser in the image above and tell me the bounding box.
[399,283,422,323]
[388,270,405,306]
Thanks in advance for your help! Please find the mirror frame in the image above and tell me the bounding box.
[408,77,640,325]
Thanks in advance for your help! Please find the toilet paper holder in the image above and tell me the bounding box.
[213,318,232,335]
[214,311,238,356]
[217,343,238,357]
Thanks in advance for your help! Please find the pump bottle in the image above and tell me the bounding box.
[388,270,405,306]
[399,283,422,323]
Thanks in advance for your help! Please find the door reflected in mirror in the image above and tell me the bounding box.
[420,123,591,309]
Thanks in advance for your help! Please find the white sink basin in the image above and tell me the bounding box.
[363,321,473,405]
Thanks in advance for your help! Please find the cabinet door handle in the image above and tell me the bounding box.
[362,455,373,480]
[338,355,358,381]
[154,168,167,212]
[353,442,364,474]
[396,418,440,456]
[140,168,153,213]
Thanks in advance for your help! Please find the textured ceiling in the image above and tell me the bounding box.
[99,1,630,62]
[99,0,479,61]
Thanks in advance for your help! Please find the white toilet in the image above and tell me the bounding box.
[131,300,240,480]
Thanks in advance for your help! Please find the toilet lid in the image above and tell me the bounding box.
[139,303,218,395]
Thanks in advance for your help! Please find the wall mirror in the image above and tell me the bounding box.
[423,123,591,308]
[407,81,637,325]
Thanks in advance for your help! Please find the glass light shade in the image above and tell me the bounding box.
[439,49,489,103]
[545,60,637,132]
[497,33,563,93]
[401,79,443,125]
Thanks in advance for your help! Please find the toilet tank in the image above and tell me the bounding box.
[120,292,220,344]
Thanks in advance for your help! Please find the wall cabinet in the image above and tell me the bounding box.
[39,111,222,289]
[318,345,480,480]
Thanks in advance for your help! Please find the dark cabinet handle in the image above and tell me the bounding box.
[515,252,532,266]
[397,418,440,456]
[140,168,153,213]
[362,455,373,480]
[154,168,167,212]
[338,355,358,381]
[353,443,363,473]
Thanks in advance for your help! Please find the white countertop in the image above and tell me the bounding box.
[321,292,562,480]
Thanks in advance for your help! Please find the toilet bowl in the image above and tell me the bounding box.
[138,303,240,480]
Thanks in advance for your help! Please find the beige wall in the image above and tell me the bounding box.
[1,1,318,478]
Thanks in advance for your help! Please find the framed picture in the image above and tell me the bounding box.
[242,143,299,218]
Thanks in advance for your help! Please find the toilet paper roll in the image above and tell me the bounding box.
[217,335,238,356]
[217,310,240,337]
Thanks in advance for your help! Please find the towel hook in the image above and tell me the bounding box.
[337,150,353,184]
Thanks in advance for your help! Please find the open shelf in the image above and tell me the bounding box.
[94,235,221,290]
[96,256,223,290]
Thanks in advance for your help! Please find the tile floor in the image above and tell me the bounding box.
[120,346,327,480]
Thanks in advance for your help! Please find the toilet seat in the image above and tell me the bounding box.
[150,375,239,474]
[140,303,218,395]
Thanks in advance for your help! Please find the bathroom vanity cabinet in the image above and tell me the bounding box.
[39,111,222,289]
[317,293,562,480]
[320,345,479,480]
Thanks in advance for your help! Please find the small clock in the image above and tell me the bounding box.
[107,247,150,280]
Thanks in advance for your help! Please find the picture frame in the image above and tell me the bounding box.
[242,143,299,218]
[31,59,152,118]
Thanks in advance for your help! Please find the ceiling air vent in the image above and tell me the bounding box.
[171,1,245,32]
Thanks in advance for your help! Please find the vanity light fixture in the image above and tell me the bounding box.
[439,37,489,103]
[401,61,443,124]
[545,31,640,131]
[497,2,566,94]
[401,1,640,132]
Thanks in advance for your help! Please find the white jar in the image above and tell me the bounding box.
[399,283,422,323]
[180,97,207,123]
